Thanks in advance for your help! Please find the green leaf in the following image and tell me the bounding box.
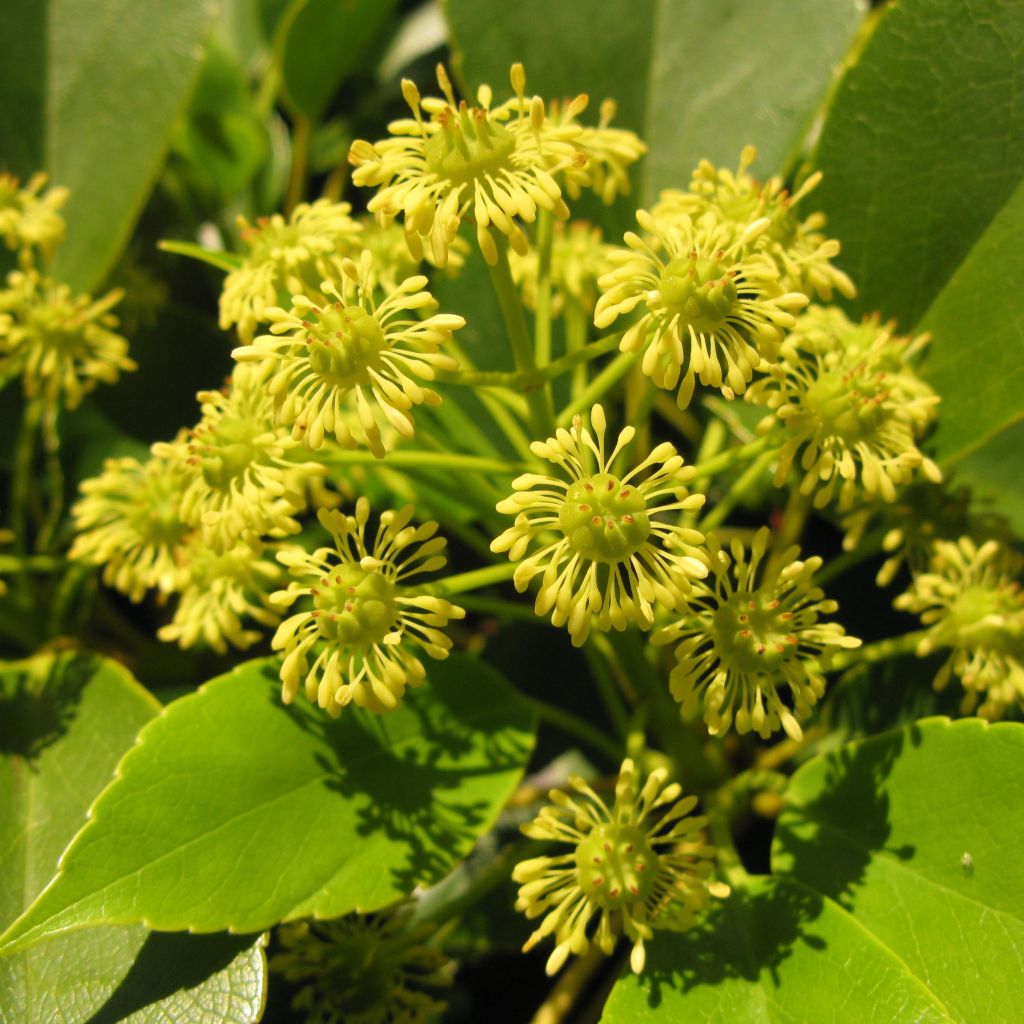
[0,0,215,292]
[0,653,267,1024]
[0,653,536,953]
[276,0,400,121]
[443,0,863,202]
[813,0,1024,526]
[604,718,1024,1021]
[814,0,1024,331]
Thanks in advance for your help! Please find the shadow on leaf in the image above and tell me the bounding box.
[84,930,260,1024]
[0,652,97,760]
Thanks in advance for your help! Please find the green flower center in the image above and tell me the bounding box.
[127,477,189,547]
[803,361,889,444]
[323,941,395,1015]
[558,473,650,564]
[658,253,738,334]
[313,563,398,647]
[950,585,1024,653]
[712,590,798,674]
[197,415,265,489]
[424,106,517,188]
[575,822,658,910]
[305,305,387,388]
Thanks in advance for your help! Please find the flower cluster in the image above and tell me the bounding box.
[70,454,191,601]
[0,269,134,409]
[513,758,722,975]
[272,903,453,1024]
[152,364,327,552]
[595,208,808,407]
[0,172,69,259]
[747,305,941,511]
[219,199,361,341]
[895,537,1024,718]
[510,220,613,316]
[652,146,854,302]
[492,405,707,646]
[270,500,464,715]
[233,251,463,457]
[349,63,644,266]
[653,528,860,740]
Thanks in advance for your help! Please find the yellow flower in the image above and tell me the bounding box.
[746,305,941,511]
[272,903,453,1024]
[594,209,808,407]
[350,63,608,267]
[233,251,463,457]
[69,454,191,601]
[894,537,1024,719]
[513,758,721,975]
[653,146,855,301]
[219,199,361,341]
[270,501,465,716]
[544,96,647,205]
[152,364,327,553]
[491,404,708,646]
[509,220,614,315]
[653,528,860,740]
[0,172,69,258]
[356,216,468,289]
[157,535,284,654]
[0,270,134,409]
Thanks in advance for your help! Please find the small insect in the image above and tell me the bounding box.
[961,851,974,875]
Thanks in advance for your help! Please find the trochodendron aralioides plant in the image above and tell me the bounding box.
[1,3,1023,1021]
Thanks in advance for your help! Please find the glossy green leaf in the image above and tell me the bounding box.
[444,0,863,201]
[814,0,1024,331]
[276,0,400,121]
[0,654,536,953]
[603,718,1024,1021]
[813,0,1024,526]
[0,0,214,292]
[0,653,267,1024]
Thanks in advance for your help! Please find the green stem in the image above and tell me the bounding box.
[534,209,554,366]
[453,593,538,621]
[0,555,66,573]
[828,630,929,672]
[537,332,621,383]
[283,115,312,215]
[815,527,887,586]
[582,640,632,739]
[413,838,534,929]
[37,401,64,552]
[558,349,637,425]
[565,301,589,396]
[698,449,775,533]
[691,435,771,480]
[487,240,555,437]
[322,448,521,475]
[428,561,516,596]
[10,398,42,555]
[526,696,622,762]
[653,393,702,445]
[769,486,813,570]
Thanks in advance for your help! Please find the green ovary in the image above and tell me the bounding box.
[424,109,516,187]
[802,365,887,445]
[306,305,387,387]
[558,474,650,564]
[313,563,398,647]
[712,591,797,674]
[199,416,264,489]
[575,823,658,910]
[951,586,1022,652]
[658,254,737,334]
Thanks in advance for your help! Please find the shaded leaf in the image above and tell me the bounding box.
[0,653,536,952]
[604,718,1024,1021]
[444,0,863,203]
[276,0,400,121]
[0,653,267,1023]
[0,0,216,292]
